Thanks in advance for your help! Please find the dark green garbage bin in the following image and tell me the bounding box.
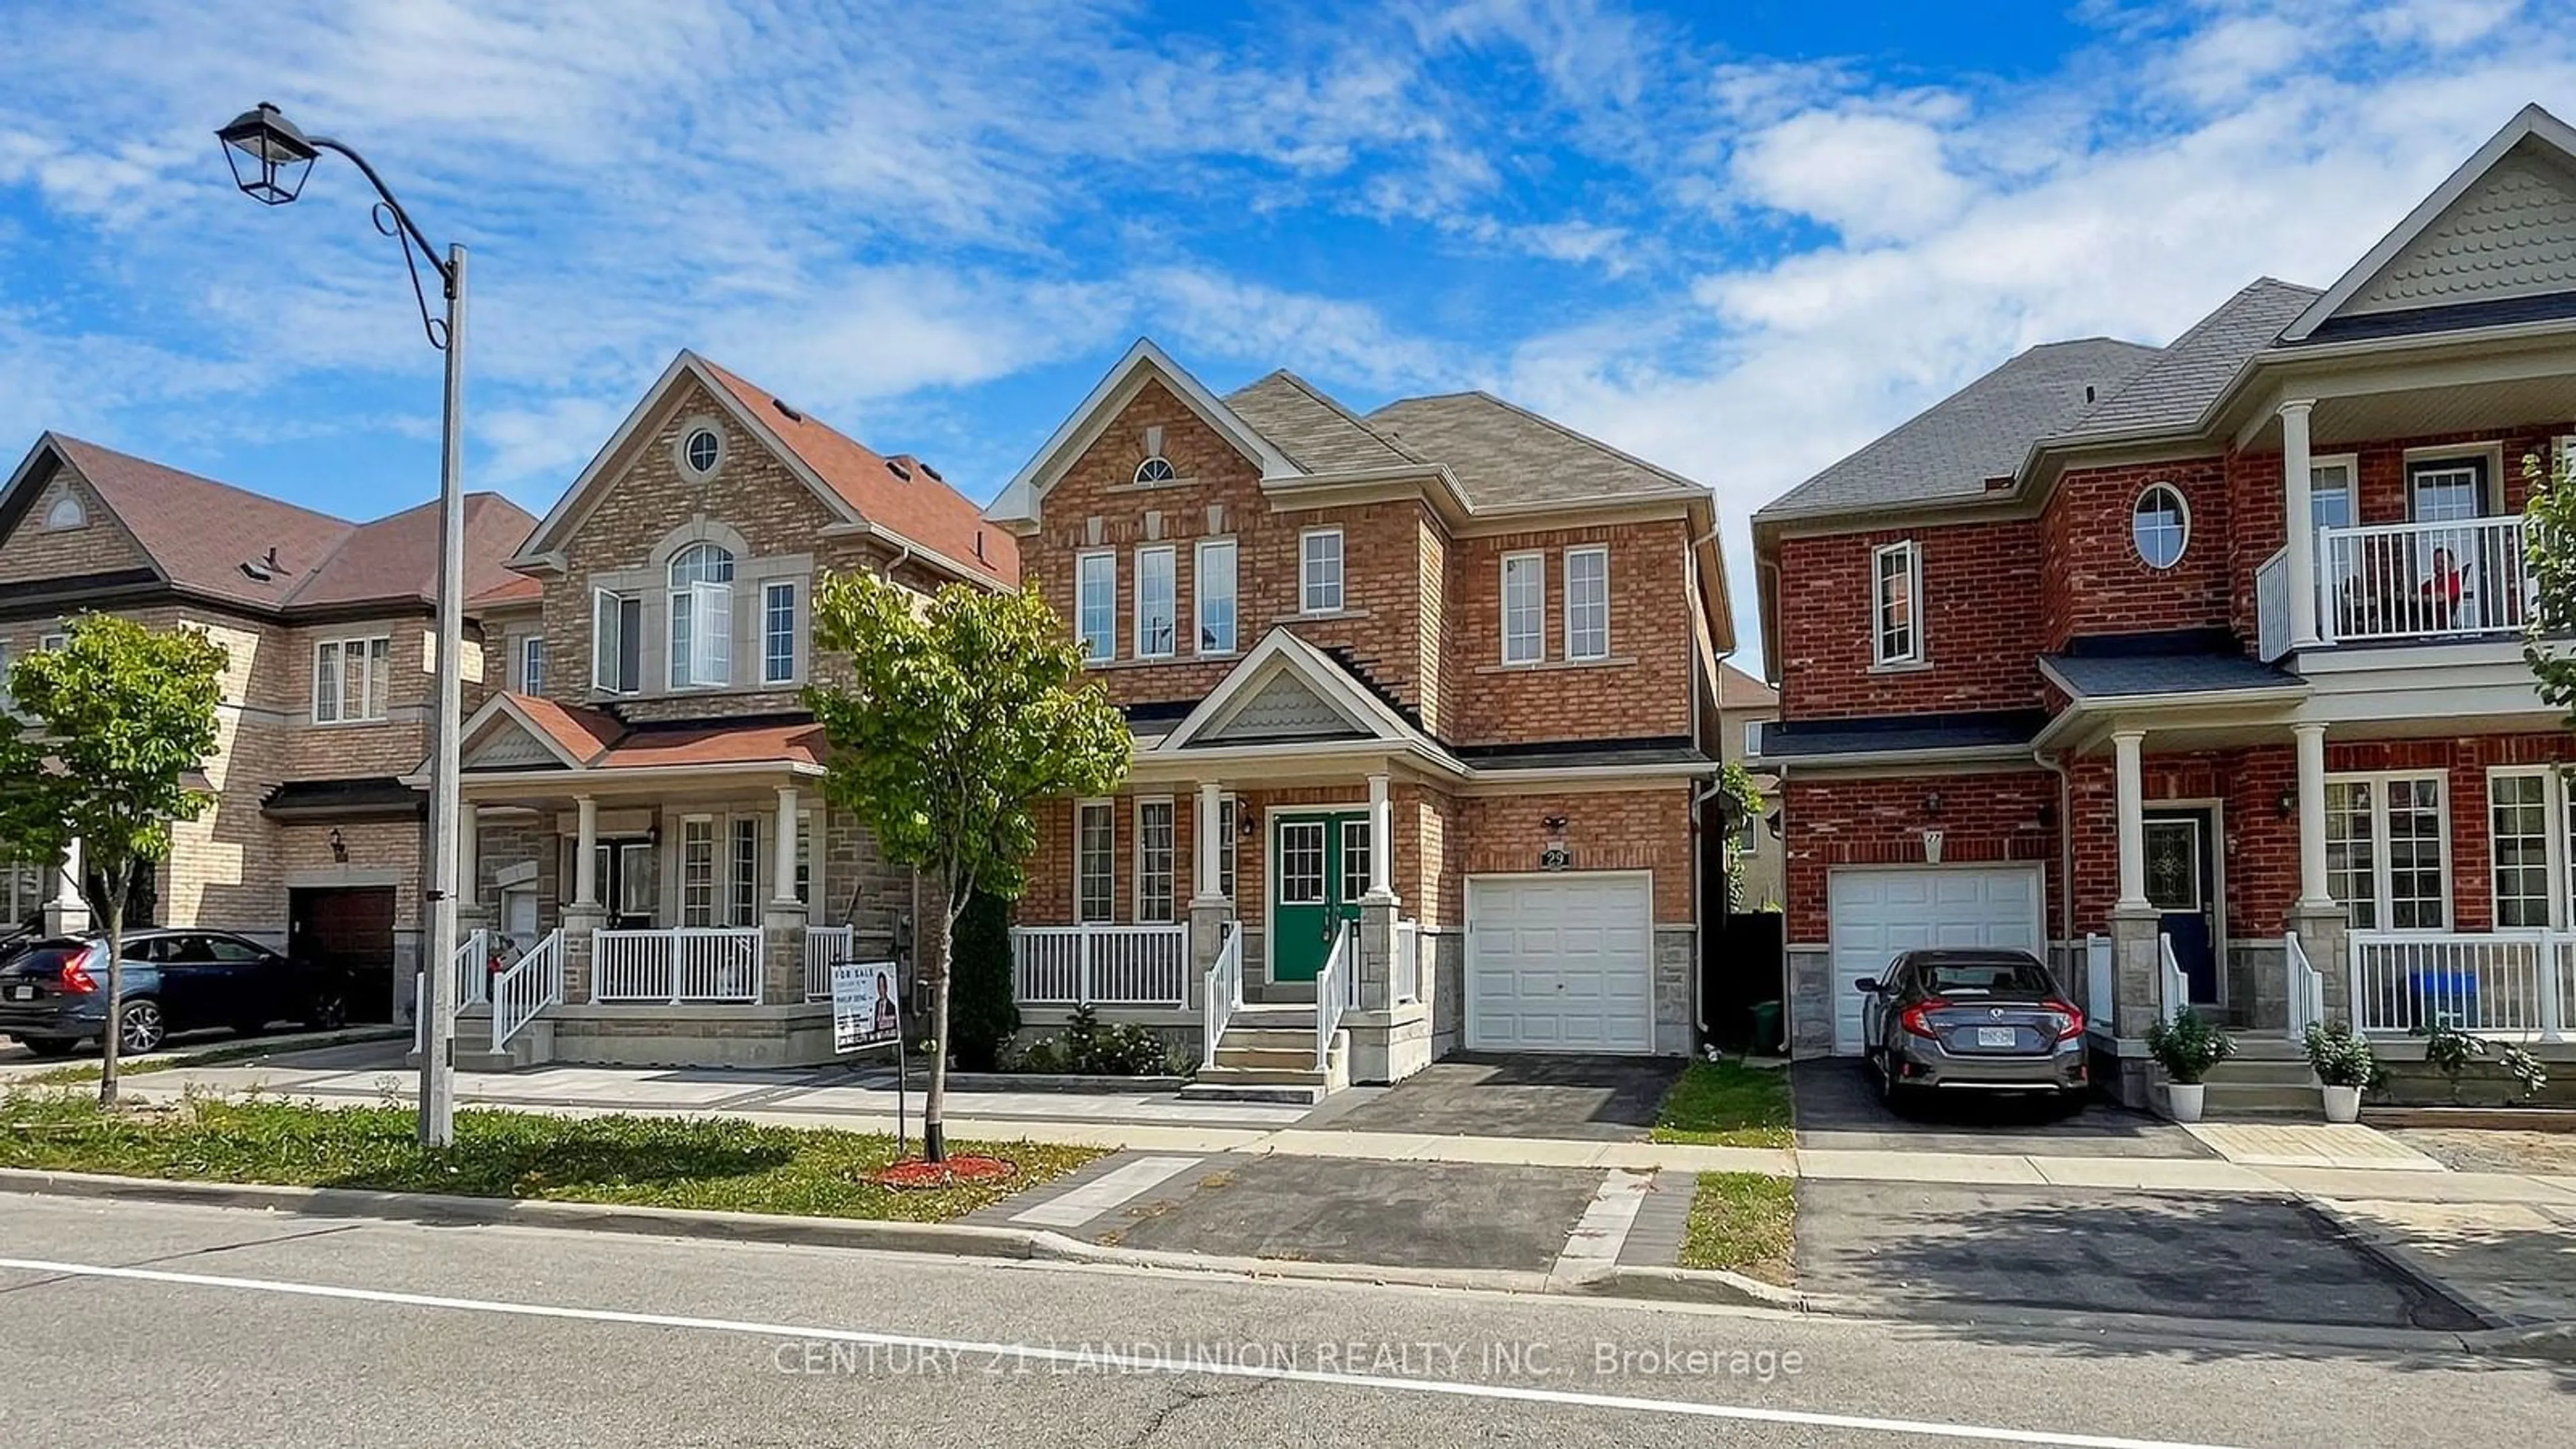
[1748,1000,1784,1055]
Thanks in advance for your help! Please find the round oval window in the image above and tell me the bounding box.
[2132,484,2188,570]
[684,427,721,474]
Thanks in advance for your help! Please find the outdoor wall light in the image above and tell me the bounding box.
[327,828,347,864]
[1541,814,1568,833]
[2277,788,2297,820]
[1922,791,1943,818]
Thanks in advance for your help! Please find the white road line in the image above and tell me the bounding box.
[1550,1167,1655,1285]
[0,1254,2245,1449]
[1010,1155,1203,1228]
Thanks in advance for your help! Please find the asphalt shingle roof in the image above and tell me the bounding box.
[1756,339,2159,519]
[2063,278,2321,438]
[2041,650,2302,700]
[1754,710,2047,761]
[1366,392,1707,508]
[1223,372,1421,473]
[51,436,358,609]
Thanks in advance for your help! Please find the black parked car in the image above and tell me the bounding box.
[0,928,345,1057]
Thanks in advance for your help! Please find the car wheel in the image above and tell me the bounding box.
[17,1037,78,1059]
[118,999,167,1055]
[1877,1059,1915,1116]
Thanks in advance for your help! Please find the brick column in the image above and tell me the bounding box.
[560,904,602,1004]
[2288,904,2351,1029]
[762,908,808,1006]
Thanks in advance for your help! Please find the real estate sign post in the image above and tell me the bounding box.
[830,960,906,1153]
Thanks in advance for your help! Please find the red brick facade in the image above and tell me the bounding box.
[1782,771,2059,941]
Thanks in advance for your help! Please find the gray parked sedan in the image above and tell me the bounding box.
[1858,949,2088,1110]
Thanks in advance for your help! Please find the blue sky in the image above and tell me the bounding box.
[2,0,2572,669]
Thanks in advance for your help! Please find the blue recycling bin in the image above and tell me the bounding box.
[2409,967,2479,1030]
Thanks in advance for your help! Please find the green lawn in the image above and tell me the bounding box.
[1649,1059,1794,1148]
[0,1091,1099,1224]
[1678,1171,1796,1284]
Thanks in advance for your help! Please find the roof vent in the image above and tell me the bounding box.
[237,545,282,584]
[973,531,986,561]
[2084,384,2097,403]
[919,462,944,483]
[887,456,914,482]
[773,398,804,423]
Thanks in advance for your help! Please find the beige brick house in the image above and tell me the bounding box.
[431,350,1012,1067]
[0,433,534,1021]
[985,340,1739,1097]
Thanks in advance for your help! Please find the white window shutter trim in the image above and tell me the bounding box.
[593,588,620,692]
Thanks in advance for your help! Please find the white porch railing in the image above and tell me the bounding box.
[2157,934,2189,1023]
[1201,922,1243,1071]
[804,924,858,1002]
[1393,919,1421,1006]
[2318,515,2528,644]
[2349,930,2567,1039]
[452,928,490,1007]
[1315,918,1356,1071]
[490,928,565,1051]
[2285,930,2326,1042]
[592,927,764,1004]
[2084,933,2114,1039]
[2255,547,2291,663]
[1010,923,1189,1006]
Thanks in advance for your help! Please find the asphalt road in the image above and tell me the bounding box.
[0,1192,2563,1448]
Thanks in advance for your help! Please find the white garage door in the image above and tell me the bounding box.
[1465,873,1655,1054]
[1826,867,2043,1055]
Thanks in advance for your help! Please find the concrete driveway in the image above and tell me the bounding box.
[1792,1058,2212,1159]
[1796,1179,2488,1330]
[1301,1053,1686,1141]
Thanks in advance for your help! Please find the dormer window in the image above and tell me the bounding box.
[1134,455,1176,485]
[42,492,85,530]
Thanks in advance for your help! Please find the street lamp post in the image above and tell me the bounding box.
[218,102,466,1146]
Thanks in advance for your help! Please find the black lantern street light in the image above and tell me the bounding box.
[218,101,469,1148]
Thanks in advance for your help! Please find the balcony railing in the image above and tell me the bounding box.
[592,927,764,1004]
[1010,923,1189,1007]
[2318,515,2529,645]
[2348,930,2569,1039]
[2255,547,2291,663]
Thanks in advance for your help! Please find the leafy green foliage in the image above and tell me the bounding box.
[0,1090,1099,1222]
[2145,1007,2235,1085]
[2520,446,2576,724]
[1712,760,1766,913]
[1016,1004,1184,1076]
[2416,1020,2486,1102]
[2500,1044,2551,1100]
[947,891,1020,1073]
[804,572,1129,1155]
[2302,1022,2387,1091]
[1648,1058,1794,1148]
[0,614,228,1106]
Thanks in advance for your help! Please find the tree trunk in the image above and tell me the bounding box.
[98,877,124,1110]
[922,924,953,1163]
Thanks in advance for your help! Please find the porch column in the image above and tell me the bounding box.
[2112,730,2149,911]
[2282,398,2320,649]
[43,835,88,936]
[1357,773,1399,1014]
[457,802,485,924]
[2293,724,2331,910]
[771,785,800,906]
[1363,773,1394,902]
[572,797,600,908]
[1187,783,1229,1017]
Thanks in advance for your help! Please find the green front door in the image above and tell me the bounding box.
[1269,810,1371,982]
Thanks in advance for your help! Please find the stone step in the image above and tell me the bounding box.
[2202,1061,2320,1086]
[1193,1063,1334,1086]
[2224,1037,2313,1063]
[1215,1045,1323,1071]
[1228,1006,1318,1030]
[1216,1027,1315,1051]
[1178,1080,1327,1106]
[2202,1080,2328,1113]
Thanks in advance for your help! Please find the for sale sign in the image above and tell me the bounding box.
[830,961,902,1054]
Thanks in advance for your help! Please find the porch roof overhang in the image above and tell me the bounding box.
[410,692,830,796]
[261,775,425,822]
[1754,710,2047,772]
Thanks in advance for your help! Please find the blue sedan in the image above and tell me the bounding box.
[0,928,343,1057]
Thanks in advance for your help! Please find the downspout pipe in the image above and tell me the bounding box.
[2034,747,2078,991]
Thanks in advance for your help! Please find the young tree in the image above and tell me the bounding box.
[0,614,227,1106]
[807,572,1128,1161]
[2522,445,2576,722]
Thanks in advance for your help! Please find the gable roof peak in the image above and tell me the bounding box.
[987,337,1303,525]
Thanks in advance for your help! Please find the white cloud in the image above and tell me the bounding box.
[1729,108,1972,242]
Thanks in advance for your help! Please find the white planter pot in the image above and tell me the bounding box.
[2165,1082,2205,1124]
[2321,1084,2363,1123]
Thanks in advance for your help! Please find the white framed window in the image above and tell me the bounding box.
[668,543,735,689]
[313,636,391,724]
[729,817,759,926]
[763,581,798,684]
[2132,484,2190,570]
[1500,551,1544,664]
[2325,772,2450,930]
[1076,551,1116,661]
[1195,538,1237,655]
[680,816,717,927]
[1134,455,1176,485]
[1564,545,1609,660]
[1135,545,1177,659]
[513,634,545,694]
[2489,769,2555,929]
[592,589,641,695]
[37,632,65,653]
[1872,541,1922,666]
[678,425,724,478]
[1340,818,1372,904]
[1301,528,1344,614]
[1135,797,1175,923]
[1743,719,1764,758]
[1074,801,1114,923]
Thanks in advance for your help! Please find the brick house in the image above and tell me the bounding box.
[0,433,533,1022]
[431,350,1012,1067]
[1752,105,2576,1103]
[983,339,1737,1097]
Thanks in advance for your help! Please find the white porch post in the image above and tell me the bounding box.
[2294,723,2331,910]
[1364,772,1394,902]
[2112,729,2149,911]
[2282,399,2320,649]
[1187,780,1228,1013]
[572,796,599,908]
[43,835,88,935]
[771,785,800,905]
[1193,781,1225,906]
[458,802,480,908]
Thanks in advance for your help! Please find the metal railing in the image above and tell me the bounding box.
[2084,933,2114,1039]
[2285,930,2325,1042]
[2157,934,2189,1022]
[1008,923,1189,1006]
[490,928,565,1051]
[2318,514,2528,643]
[591,926,764,1004]
[1314,918,1356,1071]
[803,924,858,1002]
[1201,922,1242,1071]
[2349,930,2568,1038]
[1393,919,1421,1006]
[2255,547,2290,662]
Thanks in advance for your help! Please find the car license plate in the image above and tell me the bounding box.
[8,984,33,1001]
[1976,1026,2017,1048]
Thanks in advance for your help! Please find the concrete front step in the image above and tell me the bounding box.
[1178,1079,1328,1106]
[2202,1081,2330,1114]
[1215,1045,1325,1071]
[1228,1006,1318,1030]
[1219,1027,1318,1051]
[2202,1062,2321,1087]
